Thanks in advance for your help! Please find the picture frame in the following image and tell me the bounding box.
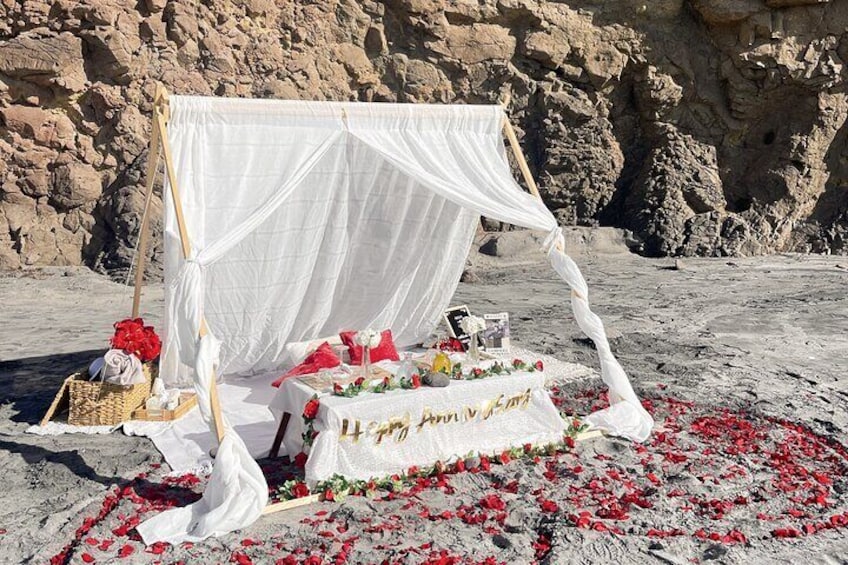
[443,305,471,339]
[483,312,510,354]
[442,305,485,352]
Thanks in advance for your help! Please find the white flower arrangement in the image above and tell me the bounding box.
[459,315,486,336]
[355,328,382,348]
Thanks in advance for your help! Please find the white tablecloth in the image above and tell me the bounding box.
[270,357,566,484]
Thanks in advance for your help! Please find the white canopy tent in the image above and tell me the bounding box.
[132,88,653,544]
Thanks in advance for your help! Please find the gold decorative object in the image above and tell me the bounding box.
[432,351,452,374]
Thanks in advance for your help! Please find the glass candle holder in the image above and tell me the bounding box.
[362,345,372,380]
[468,333,480,363]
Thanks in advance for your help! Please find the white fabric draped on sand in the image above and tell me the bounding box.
[143,96,653,544]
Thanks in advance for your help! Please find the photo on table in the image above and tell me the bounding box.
[483,312,510,354]
[442,305,485,351]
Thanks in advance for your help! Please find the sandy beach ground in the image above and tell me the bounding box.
[1,231,847,564]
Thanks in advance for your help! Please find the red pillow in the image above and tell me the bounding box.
[272,342,341,388]
[339,329,400,365]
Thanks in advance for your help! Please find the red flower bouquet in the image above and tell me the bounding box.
[111,318,162,362]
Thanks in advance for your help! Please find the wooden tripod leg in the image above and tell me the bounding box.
[500,97,565,253]
[207,365,225,444]
[269,412,291,459]
[502,116,541,199]
[263,494,321,515]
[154,93,225,445]
[131,117,160,318]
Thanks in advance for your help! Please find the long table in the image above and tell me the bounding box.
[269,356,566,484]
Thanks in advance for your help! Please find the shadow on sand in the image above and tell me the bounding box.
[0,349,102,425]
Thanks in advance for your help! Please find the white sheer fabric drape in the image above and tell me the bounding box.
[143,96,652,544]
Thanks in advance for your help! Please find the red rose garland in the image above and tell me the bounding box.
[302,398,320,420]
[111,318,162,362]
[297,395,322,469]
[331,358,544,398]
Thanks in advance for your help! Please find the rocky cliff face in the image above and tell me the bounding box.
[1,0,846,275]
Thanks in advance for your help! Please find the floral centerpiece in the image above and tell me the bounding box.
[354,328,381,380]
[89,318,162,387]
[110,318,162,363]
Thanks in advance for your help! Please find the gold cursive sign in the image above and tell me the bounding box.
[337,388,534,445]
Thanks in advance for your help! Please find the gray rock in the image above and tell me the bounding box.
[422,371,450,387]
[703,544,728,560]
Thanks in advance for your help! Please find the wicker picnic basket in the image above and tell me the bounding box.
[66,363,157,426]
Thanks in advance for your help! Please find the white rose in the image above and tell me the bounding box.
[459,315,486,336]
[354,329,382,348]
[100,348,145,387]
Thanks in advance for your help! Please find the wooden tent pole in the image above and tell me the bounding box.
[153,86,225,445]
[499,94,541,200]
[131,87,165,318]
[500,95,564,254]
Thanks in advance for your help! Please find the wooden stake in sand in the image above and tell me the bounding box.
[130,86,164,319]
[499,95,568,263]
[499,93,541,200]
[141,84,226,445]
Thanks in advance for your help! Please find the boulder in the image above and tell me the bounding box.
[523,29,571,68]
[50,163,103,210]
[429,24,516,64]
[689,0,764,25]
[0,106,75,149]
[144,0,167,13]
[0,32,86,92]
[334,43,378,86]
[624,126,728,256]
[80,27,140,83]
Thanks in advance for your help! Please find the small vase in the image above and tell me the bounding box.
[468,333,480,364]
[362,345,372,380]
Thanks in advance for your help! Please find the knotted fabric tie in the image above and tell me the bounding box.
[542,226,563,256]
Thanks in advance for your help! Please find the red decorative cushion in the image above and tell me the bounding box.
[272,342,341,388]
[339,329,400,365]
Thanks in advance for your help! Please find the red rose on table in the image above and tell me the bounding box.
[354,377,364,386]
[323,489,334,502]
[411,374,421,388]
[565,436,576,449]
[294,452,308,468]
[499,451,511,464]
[291,482,310,498]
[535,360,544,371]
[454,459,465,473]
[472,368,483,377]
[302,399,320,419]
[333,382,343,394]
[523,443,533,453]
[407,465,419,476]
